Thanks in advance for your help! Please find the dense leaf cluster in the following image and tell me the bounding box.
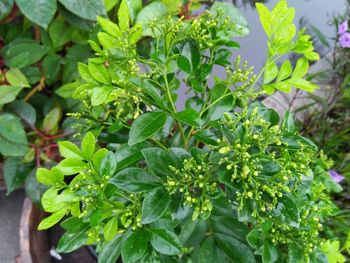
[34,1,344,262]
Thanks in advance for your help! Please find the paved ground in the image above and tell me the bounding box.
[0,190,25,263]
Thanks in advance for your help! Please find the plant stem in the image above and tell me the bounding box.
[162,71,187,149]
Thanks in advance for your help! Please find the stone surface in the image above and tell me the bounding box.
[0,190,25,263]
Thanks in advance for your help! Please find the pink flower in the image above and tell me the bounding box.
[329,170,345,184]
[339,32,350,48]
[338,21,348,34]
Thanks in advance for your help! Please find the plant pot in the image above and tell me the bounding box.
[18,198,97,263]
[17,198,50,263]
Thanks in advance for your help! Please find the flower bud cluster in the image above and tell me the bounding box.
[215,107,315,219]
[165,157,217,220]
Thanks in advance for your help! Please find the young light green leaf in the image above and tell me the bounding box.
[292,57,309,79]
[118,0,130,32]
[0,85,23,105]
[128,112,167,146]
[58,141,83,160]
[88,61,110,84]
[78,63,96,83]
[38,208,67,230]
[285,78,318,92]
[5,68,30,88]
[148,228,182,255]
[56,158,86,175]
[276,60,292,81]
[36,167,64,186]
[141,187,170,224]
[97,16,122,38]
[256,3,272,37]
[81,132,96,160]
[264,61,278,84]
[42,107,62,134]
[103,217,119,241]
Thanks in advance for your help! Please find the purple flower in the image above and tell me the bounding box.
[339,32,350,48]
[329,170,345,184]
[338,21,348,34]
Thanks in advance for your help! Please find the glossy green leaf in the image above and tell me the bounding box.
[121,230,148,263]
[198,236,229,263]
[177,55,191,74]
[0,85,23,105]
[58,141,83,160]
[16,0,56,29]
[148,228,182,255]
[38,208,67,230]
[99,234,123,263]
[81,132,96,160]
[141,187,170,224]
[173,109,201,127]
[272,196,300,228]
[246,228,260,248]
[282,111,295,133]
[214,233,256,263]
[110,167,161,192]
[141,147,173,177]
[5,68,30,88]
[128,112,167,146]
[56,158,86,175]
[263,240,278,263]
[179,219,207,247]
[57,226,89,253]
[115,142,150,170]
[0,113,28,156]
[58,0,106,20]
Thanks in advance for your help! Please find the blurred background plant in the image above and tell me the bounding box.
[290,0,350,260]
